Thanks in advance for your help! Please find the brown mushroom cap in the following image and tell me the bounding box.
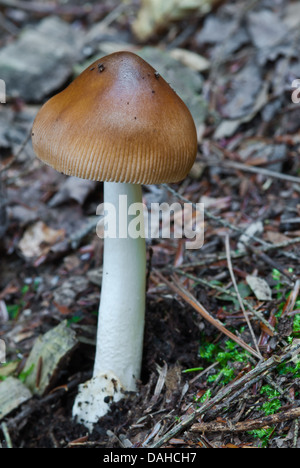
[32,51,197,185]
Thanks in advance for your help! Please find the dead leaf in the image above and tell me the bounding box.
[237,221,264,252]
[8,205,38,226]
[132,0,219,41]
[48,176,96,207]
[53,276,89,308]
[169,48,210,72]
[53,303,72,315]
[265,231,291,244]
[247,9,289,50]
[214,82,269,139]
[246,275,272,301]
[18,221,65,258]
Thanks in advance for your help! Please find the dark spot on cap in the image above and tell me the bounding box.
[154,71,160,79]
[98,63,105,72]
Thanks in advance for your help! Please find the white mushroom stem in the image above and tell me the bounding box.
[94,181,146,388]
[73,182,146,430]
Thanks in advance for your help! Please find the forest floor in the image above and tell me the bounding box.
[0,0,300,448]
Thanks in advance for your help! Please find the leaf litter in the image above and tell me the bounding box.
[0,0,300,449]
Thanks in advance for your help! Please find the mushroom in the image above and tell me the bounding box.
[31,51,197,430]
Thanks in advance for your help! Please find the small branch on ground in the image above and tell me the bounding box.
[191,406,300,433]
[225,234,262,359]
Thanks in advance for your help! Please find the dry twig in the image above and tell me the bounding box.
[225,234,262,359]
[209,158,300,186]
[191,407,300,433]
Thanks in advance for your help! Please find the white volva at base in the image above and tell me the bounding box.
[72,371,124,432]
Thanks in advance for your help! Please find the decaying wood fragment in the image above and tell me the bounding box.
[23,321,78,396]
[0,377,32,420]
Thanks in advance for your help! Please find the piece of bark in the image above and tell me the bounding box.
[23,320,78,396]
[0,377,32,420]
